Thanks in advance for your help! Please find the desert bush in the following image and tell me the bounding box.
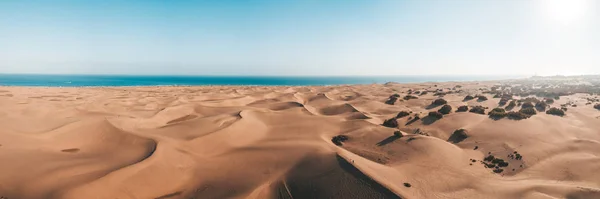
[331,135,349,146]
[507,111,530,120]
[595,104,600,110]
[438,105,452,114]
[488,108,507,119]
[382,118,399,128]
[432,98,448,106]
[519,107,537,115]
[396,111,410,118]
[469,106,486,114]
[457,105,469,112]
[464,95,475,101]
[428,111,444,119]
[546,107,565,116]
[448,129,468,143]
[535,101,548,111]
[403,95,418,100]
[394,131,403,137]
[507,100,517,108]
[477,95,488,101]
[392,94,400,98]
[545,98,555,104]
[385,97,397,105]
[521,102,534,109]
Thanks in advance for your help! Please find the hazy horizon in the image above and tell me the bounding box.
[1,0,599,76]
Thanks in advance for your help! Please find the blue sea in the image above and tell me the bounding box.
[0,74,524,87]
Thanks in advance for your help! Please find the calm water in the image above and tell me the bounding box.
[0,74,523,87]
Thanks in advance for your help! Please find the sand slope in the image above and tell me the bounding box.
[0,82,600,199]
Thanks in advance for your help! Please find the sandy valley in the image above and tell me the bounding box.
[1,77,600,199]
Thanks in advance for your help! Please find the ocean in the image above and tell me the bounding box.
[0,74,523,87]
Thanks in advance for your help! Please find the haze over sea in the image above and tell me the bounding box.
[0,74,524,87]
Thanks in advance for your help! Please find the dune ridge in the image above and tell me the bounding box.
[1,80,600,199]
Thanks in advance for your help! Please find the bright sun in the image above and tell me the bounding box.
[541,0,590,24]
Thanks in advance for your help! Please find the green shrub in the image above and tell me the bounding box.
[507,111,530,120]
[519,107,537,115]
[396,111,410,118]
[432,98,448,106]
[457,105,469,112]
[469,106,486,114]
[382,118,399,128]
[488,108,507,119]
[438,105,452,114]
[428,111,444,119]
[546,107,565,116]
[403,95,418,100]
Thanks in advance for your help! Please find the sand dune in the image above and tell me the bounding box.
[1,80,600,199]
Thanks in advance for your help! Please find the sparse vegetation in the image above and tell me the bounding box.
[394,131,403,138]
[545,98,555,104]
[595,104,600,110]
[396,111,410,118]
[438,105,452,114]
[506,100,517,109]
[382,118,399,128]
[469,106,486,114]
[521,102,534,109]
[403,95,418,100]
[507,111,530,120]
[546,107,565,116]
[331,135,349,146]
[457,105,469,112]
[428,111,444,119]
[488,108,507,119]
[519,107,537,115]
[464,95,475,101]
[448,129,468,143]
[431,98,448,106]
[477,95,488,101]
[385,94,399,105]
[535,101,548,111]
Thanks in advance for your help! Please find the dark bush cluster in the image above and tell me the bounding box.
[546,107,565,116]
[477,95,488,101]
[488,108,507,119]
[331,135,349,146]
[438,105,452,114]
[431,98,448,106]
[545,98,555,104]
[448,129,468,143]
[464,95,475,101]
[507,111,530,120]
[595,104,600,110]
[428,111,444,119]
[396,111,411,118]
[506,100,517,109]
[469,106,486,114]
[403,95,418,100]
[382,118,399,128]
[535,101,548,111]
[519,107,537,115]
[394,131,403,137]
[457,105,469,112]
[385,94,399,105]
[521,102,534,109]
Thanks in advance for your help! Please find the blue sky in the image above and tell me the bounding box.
[0,0,598,76]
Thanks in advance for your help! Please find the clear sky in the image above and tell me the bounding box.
[0,0,598,76]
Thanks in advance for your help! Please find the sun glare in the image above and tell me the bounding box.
[541,0,590,24]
